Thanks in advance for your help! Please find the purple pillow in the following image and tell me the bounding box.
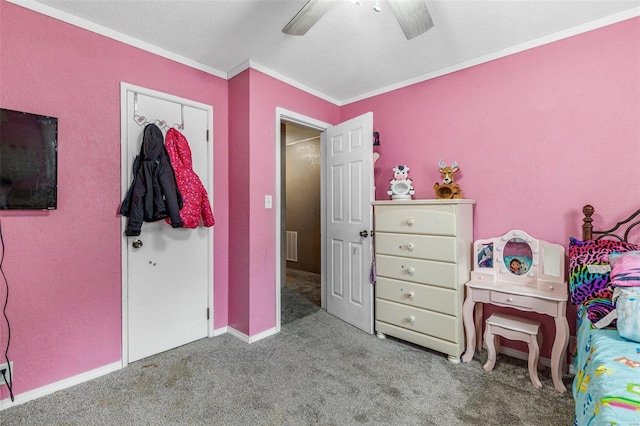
[569,238,640,305]
[583,288,617,327]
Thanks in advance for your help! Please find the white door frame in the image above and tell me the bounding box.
[275,107,330,333]
[120,82,215,367]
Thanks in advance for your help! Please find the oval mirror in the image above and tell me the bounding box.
[503,238,532,276]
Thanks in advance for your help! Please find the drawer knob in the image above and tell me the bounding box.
[406,291,415,299]
[406,218,415,226]
[506,297,514,303]
[407,316,415,323]
[549,285,554,290]
[406,243,415,251]
[406,267,415,276]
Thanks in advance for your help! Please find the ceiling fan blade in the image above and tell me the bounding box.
[388,0,434,40]
[283,0,336,36]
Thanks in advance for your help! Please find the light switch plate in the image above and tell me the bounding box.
[265,195,272,209]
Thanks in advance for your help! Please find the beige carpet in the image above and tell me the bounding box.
[285,268,320,307]
[0,309,575,425]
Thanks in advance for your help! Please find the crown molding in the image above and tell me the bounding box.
[341,7,640,105]
[6,0,227,79]
[8,1,639,107]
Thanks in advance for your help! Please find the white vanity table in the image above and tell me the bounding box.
[461,230,569,393]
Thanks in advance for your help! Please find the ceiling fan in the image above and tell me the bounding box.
[282,0,434,40]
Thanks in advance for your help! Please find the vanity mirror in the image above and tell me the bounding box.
[470,229,565,294]
[504,237,533,276]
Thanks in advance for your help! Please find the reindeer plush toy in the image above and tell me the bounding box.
[434,159,463,199]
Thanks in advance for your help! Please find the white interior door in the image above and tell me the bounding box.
[122,87,213,363]
[325,112,374,334]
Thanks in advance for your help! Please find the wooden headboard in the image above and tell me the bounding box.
[582,204,640,242]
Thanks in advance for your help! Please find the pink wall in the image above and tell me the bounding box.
[0,0,229,398]
[227,71,251,333]
[342,17,640,357]
[227,69,340,336]
[1,0,638,401]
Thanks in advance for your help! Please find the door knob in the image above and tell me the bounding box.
[132,239,143,249]
[359,230,369,238]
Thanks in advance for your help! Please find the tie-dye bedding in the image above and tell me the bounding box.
[573,304,640,425]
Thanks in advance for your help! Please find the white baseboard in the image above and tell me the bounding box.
[496,346,573,375]
[227,326,278,343]
[0,361,122,411]
[0,327,275,410]
[213,326,228,336]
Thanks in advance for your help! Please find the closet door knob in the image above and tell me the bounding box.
[132,239,143,249]
[359,230,369,238]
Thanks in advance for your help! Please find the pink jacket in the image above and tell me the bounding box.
[164,128,214,228]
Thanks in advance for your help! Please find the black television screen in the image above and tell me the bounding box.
[0,108,58,210]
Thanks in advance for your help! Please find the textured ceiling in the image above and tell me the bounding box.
[23,0,640,104]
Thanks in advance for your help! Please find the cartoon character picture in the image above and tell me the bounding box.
[509,258,523,275]
[478,243,493,268]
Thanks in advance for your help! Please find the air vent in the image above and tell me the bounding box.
[286,231,298,262]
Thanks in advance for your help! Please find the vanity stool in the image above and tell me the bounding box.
[483,313,543,389]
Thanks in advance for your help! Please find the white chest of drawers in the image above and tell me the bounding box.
[372,199,474,363]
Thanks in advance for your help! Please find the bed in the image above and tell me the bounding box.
[572,204,640,425]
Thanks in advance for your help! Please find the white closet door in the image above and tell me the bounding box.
[123,88,213,363]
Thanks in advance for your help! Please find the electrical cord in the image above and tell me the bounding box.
[0,221,14,402]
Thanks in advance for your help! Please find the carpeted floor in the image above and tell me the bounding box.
[285,268,321,306]
[281,268,321,326]
[0,306,575,425]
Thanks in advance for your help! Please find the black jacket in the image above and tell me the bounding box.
[120,123,183,236]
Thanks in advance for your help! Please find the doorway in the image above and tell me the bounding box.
[281,120,322,325]
[275,108,374,335]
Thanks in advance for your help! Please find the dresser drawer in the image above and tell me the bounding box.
[375,233,456,262]
[490,291,533,309]
[376,255,458,290]
[375,321,462,358]
[374,205,457,236]
[376,277,458,315]
[376,299,457,342]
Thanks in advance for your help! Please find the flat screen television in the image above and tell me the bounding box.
[0,108,58,210]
